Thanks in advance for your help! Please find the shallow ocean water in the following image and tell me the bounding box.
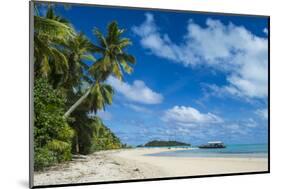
[145,144,268,158]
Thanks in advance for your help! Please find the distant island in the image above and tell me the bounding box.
[139,140,191,147]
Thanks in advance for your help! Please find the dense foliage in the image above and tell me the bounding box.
[144,140,190,147]
[34,78,74,170]
[33,4,135,170]
[68,113,122,155]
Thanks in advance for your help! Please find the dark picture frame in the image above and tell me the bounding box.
[29,1,270,188]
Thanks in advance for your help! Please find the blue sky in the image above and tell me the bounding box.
[39,3,269,146]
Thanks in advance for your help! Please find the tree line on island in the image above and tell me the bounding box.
[137,140,191,147]
[33,3,135,171]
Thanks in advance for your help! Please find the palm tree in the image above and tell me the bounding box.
[64,21,135,118]
[52,33,96,89]
[65,82,114,154]
[34,6,75,78]
[89,21,136,81]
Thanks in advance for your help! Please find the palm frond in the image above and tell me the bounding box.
[40,56,51,77]
[35,16,75,39]
[86,82,114,113]
[81,54,96,62]
[92,28,108,48]
[107,21,119,44]
[119,58,133,74]
[117,38,132,49]
[50,47,69,74]
[112,61,123,80]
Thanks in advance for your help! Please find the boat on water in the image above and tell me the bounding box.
[198,141,226,149]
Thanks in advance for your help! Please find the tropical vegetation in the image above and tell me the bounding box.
[33,4,136,171]
[143,140,190,147]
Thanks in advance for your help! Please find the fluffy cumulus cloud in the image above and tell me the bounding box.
[107,76,163,104]
[132,13,179,62]
[132,13,268,99]
[162,106,223,127]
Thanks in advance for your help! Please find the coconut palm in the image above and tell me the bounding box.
[64,21,135,118]
[89,21,136,81]
[51,33,96,89]
[34,6,75,78]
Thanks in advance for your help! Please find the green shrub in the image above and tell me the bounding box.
[34,78,74,171]
[46,139,72,162]
[34,147,55,170]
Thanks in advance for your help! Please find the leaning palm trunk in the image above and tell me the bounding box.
[64,85,93,118]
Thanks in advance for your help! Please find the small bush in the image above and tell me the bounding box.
[34,147,55,170]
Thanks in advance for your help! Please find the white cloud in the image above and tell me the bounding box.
[107,76,163,104]
[226,123,240,130]
[162,106,223,127]
[132,13,178,61]
[223,118,258,135]
[256,108,268,119]
[124,103,151,113]
[132,14,268,99]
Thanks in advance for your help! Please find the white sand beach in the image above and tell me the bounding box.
[34,148,268,186]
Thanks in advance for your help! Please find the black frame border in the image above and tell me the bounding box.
[29,1,270,188]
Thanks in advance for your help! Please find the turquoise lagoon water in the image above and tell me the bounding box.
[145,144,268,158]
